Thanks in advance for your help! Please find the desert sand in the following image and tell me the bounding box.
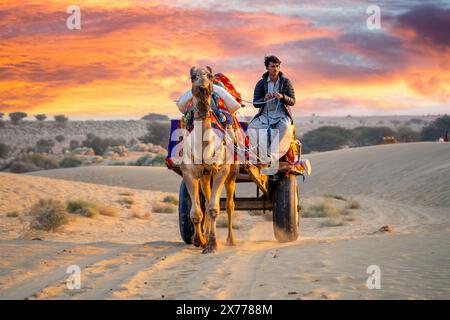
[0,142,449,299]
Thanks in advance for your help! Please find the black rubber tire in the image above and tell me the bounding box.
[178,181,208,244]
[272,174,300,242]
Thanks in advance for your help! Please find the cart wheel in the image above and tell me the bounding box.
[178,181,209,244]
[272,174,300,242]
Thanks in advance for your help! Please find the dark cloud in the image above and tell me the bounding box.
[395,5,450,47]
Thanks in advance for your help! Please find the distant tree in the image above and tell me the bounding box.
[301,126,354,153]
[54,115,68,124]
[0,112,4,119]
[410,118,423,125]
[55,135,65,143]
[82,134,126,156]
[127,138,138,147]
[139,122,170,148]
[390,120,401,126]
[421,115,450,141]
[35,114,47,122]
[394,126,421,143]
[141,113,170,121]
[9,112,27,125]
[0,143,10,158]
[35,139,55,153]
[352,126,395,146]
[69,140,80,150]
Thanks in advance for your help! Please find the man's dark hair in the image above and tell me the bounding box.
[264,55,281,68]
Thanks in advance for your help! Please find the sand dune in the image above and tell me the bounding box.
[29,142,450,207]
[1,142,449,299]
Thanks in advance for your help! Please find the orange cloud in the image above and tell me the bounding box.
[0,1,449,118]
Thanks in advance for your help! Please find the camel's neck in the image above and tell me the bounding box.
[193,96,211,119]
[192,83,213,119]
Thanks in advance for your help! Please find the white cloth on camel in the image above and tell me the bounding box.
[176,85,241,114]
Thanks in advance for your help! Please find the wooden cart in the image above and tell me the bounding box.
[166,120,311,243]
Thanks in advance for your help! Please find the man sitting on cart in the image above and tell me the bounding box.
[247,55,296,167]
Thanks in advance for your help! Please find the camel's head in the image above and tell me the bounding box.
[190,66,214,118]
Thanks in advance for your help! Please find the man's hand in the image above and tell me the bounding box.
[264,92,283,100]
[264,92,273,100]
[273,92,283,99]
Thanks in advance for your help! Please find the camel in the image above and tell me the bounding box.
[180,66,239,254]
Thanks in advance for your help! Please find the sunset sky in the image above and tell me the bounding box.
[1,0,449,119]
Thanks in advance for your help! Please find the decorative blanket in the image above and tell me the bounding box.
[166,73,249,167]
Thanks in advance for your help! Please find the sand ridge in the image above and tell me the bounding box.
[1,142,449,299]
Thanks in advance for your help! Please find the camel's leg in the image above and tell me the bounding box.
[183,174,206,247]
[203,165,230,254]
[225,165,238,246]
[200,173,212,238]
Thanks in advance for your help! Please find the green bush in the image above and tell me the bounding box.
[394,126,421,143]
[352,126,395,146]
[8,161,40,173]
[35,139,55,153]
[131,154,166,167]
[139,122,170,148]
[29,199,69,231]
[421,115,450,141]
[22,153,59,170]
[162,195,178,205]
[67,199,99,218]
[301,126,354,153]
[60,156,82,168]
[82,134,126,156]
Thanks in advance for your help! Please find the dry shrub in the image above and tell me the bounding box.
[302,199,343,218]
[119,191,134,197]
[28,199,68,231]
[6,210,20,218]
[98,204,119,217]
[346,198,361,209]
[152,203,176,214]
[216,215,241,229]
[162,195,178,206]
[130,208,151,220]
[323,194,347,201]
[319,219,344,228]
[67,199,99,218]
[118,197,135,206]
